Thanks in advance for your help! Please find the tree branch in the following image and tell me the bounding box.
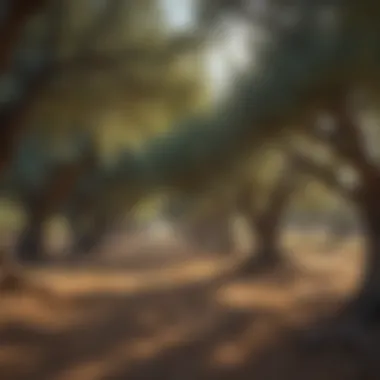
[0,0,64,173]
[323,93,377,180]
[289,150,359,203]
[90,12,360,201]
[0,0,46,71]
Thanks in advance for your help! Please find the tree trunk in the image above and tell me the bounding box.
[255,218,283,265]
[64,192,107,258]
[16,196,45,262]
[0,1,59,174]
[70,214,108,258]
[15,151,98,261]
[345,203,380,325]
[239,185,292,273]
[242,214,284,273]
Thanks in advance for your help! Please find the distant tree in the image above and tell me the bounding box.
[4,1,380,276]
[0,0,61,173]
[2,0,210,261]
[177,195,236,255]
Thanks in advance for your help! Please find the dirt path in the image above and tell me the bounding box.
[0,248,378,380]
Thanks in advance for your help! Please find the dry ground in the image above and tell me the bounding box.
[0,233,377,380]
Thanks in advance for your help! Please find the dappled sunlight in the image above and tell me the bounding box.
[208,316,282,371]
[216,280,293,312]
[53,361,111,380]
[0,213,374,380]
[0,241,377,380]
[215,247,359,314]
[28,256,233,296]
[0,289,90,330]
[3,1,380,379]
[53,321,209,380]
[117,320,207,361]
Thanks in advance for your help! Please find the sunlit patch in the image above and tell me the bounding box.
[129,339,158,360]
[54,360,111,380]
[109,321,208,364]
[215,281,292,311]
[32,256,229,296]
[0,293,92,330]
[208,320,281,371]
[210,343,245,367]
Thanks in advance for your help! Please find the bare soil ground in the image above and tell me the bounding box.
[0,234,377,380]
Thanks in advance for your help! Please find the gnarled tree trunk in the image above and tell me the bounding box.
[241,203,286,274]
[68,210,109,258]
[0,0,59,174]
[237,164,296,274]
[254,213,284,267]
[345,187,380,325]
[16,155,96,262]
[16,207,45,262]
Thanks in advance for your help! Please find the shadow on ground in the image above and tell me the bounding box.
[0,242,377,380]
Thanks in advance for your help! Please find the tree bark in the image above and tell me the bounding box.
[237,169,295,273]
[15,157,96,262]
[345,195,380,325]
[16,195,46,262]
[0,0,59,175]
[241,211,284,273]
[69,213,109,258]
[255,216,283,265]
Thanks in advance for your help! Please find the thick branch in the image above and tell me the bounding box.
[316,93,378,180]
[235,157,296,234]
[290,150,359,203]
[90,14,362,202]
[0,1,63,173]
[0,0,46,71]
[11,3,380,212]
[235,180,257,214]
[0,1,125,175]
[256,160,297,229]
[74,1,126,58]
